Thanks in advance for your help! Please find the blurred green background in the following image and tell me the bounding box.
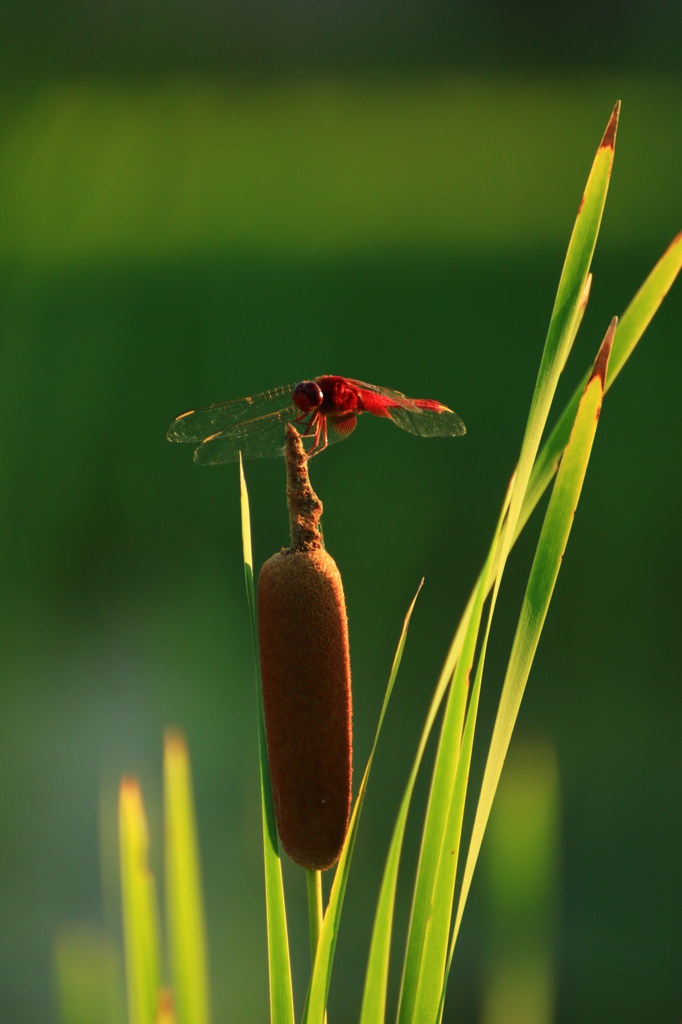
[1,6,681,1021]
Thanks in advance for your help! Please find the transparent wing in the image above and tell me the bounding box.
[384,402,466,438]
[193,404,315,464]
[344,378,466,438]
[167,384,296,443]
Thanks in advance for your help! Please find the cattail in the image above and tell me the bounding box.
[257,424,352,871]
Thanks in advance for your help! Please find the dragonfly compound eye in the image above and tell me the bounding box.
[257,424,351,871]
[292,380,324,413]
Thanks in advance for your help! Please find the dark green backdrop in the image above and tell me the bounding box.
[0,75,680,1023]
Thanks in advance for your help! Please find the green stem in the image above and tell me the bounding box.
[306,869,324,968]
[306,870,328,1023]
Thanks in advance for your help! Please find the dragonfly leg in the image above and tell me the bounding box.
[301,412,316,436]
[308,414,326,458]
[295,411,319,456]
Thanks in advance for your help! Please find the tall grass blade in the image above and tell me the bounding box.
[450,318,616,964]
[302,582,423,1024]
[432,605,496,1024]
[406,109,620,804]
[164,729,211,1024]
[562,273,592,371]
[521,228,682,541]
[387,229,680,1017]
[364,477,507,1024]
[364,231,680,1024]
[491,103,618,644]
[606,228,682,388]
[411,510,516,1024]
[239,455,295,1024]
[396,657,468,1022]
[422,227,682,786]
[306,870,324,968]
[397,476,514,1024]
[118,778,163,1024]
[306,871,327,1024]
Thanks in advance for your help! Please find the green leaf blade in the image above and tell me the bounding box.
[239,457,295,1024]
[359,181,679,1024]
[398,572,489,1024]
[433,228,681,753]
[304,584,422,1024]
[400,475,514,1024]
[521,227,682,549]
[359,481,512,1024]
[358,224,679,1024]
[452,318,616,952]
[358,783,412,1024]
[606,227,682,389]
[499,103,618,591]
[164,729,211,1024]
[397,672,468,1024]
[118,778,163,1024]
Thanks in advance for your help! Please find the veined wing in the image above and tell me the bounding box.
[167,384,296,443]
[193,403,311,464]
[384,402,466,437]
[344,378,466,438]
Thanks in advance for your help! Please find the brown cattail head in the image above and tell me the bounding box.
[257,424,352,870]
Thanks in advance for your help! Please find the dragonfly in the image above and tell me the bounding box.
[167,375,466,464]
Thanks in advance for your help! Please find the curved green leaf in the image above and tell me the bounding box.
[450,318,616,965]
[119,778,162,1024]
[302,583,423,1024]
[520,227,682,544]
[491,103,618,655]
[429,227,682,773]
[239,457,295,1024]
[164,729,211,1024]
[359,477,513,1024]
[397,477,513,1024]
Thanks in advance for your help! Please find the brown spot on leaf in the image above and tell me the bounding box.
[600,101,621,151]
[589,316,617,390]
[164,727,187,756]
[119,775,140,797]
[156,989,175,1023]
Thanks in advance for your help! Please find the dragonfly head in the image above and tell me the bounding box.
[293,380,324,413]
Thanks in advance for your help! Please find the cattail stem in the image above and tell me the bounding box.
[307,868,328,1023]
[306,869,324,967]
[284,423,323,551]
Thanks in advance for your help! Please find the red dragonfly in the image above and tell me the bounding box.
[167,375,465,464]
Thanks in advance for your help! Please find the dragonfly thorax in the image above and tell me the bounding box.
[293,380,324,413]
